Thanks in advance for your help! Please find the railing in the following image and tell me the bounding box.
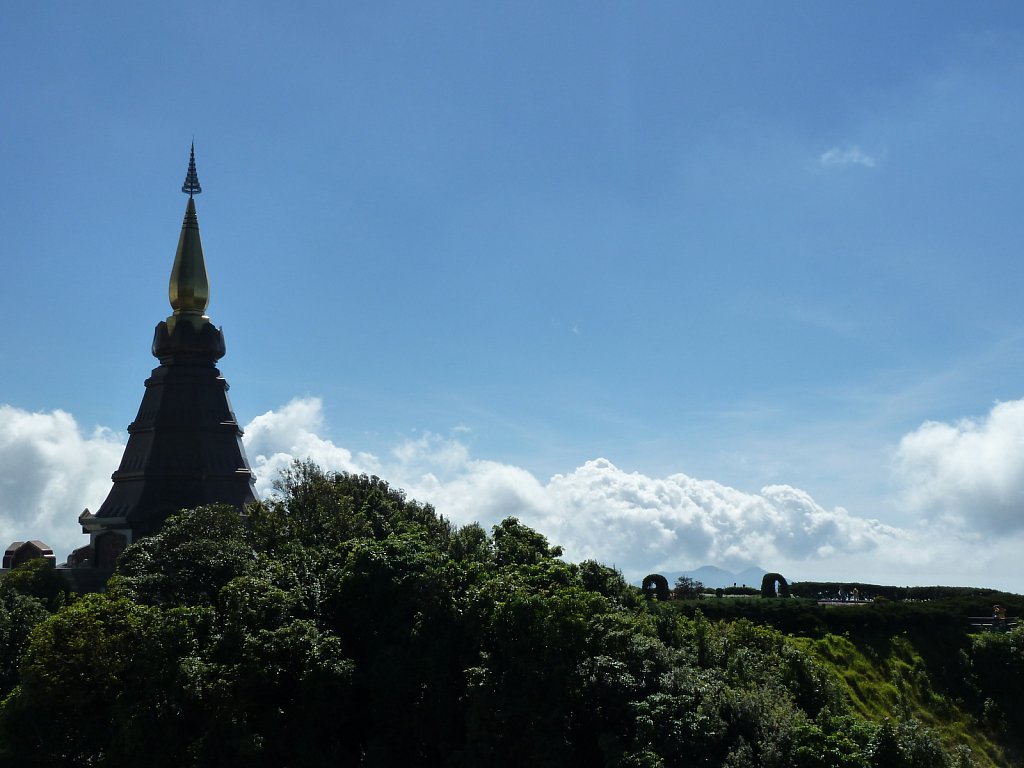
[968,616,1018,632]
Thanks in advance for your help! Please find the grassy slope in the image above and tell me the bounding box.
[793,630,1005,768]
[671,595,1018,766]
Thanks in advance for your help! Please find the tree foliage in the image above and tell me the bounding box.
[0,462,981,766]
[672,575,704,600]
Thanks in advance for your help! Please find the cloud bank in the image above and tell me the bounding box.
[245,399,903,580]
[6,395,1024,589]
[244,397,368,490]
[895,399,1024,533]
[0,406,124,560]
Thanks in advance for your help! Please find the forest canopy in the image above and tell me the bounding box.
[0,462,1012,767]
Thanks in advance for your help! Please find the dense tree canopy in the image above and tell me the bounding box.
[0,462,997,766]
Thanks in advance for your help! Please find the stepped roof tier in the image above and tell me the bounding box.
[78,146,258,568]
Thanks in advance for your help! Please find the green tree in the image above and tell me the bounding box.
[0,462,974,767]
[111,504,255,606]
[0,593,208,766]
[0,590,49,701]
[673,575,705,600]
[0,557,70,610]
[491,516,562,566]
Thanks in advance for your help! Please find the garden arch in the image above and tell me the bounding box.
[760,572,790,598]
[642,573,670,601]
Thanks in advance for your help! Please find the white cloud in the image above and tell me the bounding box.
[240,399,904,580]
[819,145,877,168]
[894,398,1024,533]
[7,395,1024,589]
[0,405,124,560]
[243,397,377,497]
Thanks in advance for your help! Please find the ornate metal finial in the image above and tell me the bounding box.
[181,142,202,197]
[168,144,210,330]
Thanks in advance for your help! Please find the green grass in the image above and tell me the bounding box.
[793,632,1006,768]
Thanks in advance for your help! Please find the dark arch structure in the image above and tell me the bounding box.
[760,572,790,598]
[642,573,670,601]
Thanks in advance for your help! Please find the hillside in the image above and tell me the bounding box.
[0,463,1019,766]
[669,593,1024,767]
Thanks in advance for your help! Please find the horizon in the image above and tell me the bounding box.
[4,4,1024,590]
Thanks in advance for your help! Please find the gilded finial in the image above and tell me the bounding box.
[182,142,202,197]
[168,143,210,330]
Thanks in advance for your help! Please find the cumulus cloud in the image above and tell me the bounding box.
[10,394,1023,587]
[0,405,124,559]
[819,145,877,168]
[242,398,903,579]
[243,397,376,497]
[407,454,900,578]
[894,399,1024,532]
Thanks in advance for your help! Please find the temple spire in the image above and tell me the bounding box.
[182,141,202,197]
[168,144,210,329]
[82,147,256,566]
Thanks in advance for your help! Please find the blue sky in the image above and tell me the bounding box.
[5,3,1024,588]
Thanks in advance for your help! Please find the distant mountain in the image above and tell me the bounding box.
[646,565,768,590]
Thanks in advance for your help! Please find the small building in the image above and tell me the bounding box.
[3,540,55,570]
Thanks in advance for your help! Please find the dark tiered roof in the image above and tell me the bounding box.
[88,146,256,544]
